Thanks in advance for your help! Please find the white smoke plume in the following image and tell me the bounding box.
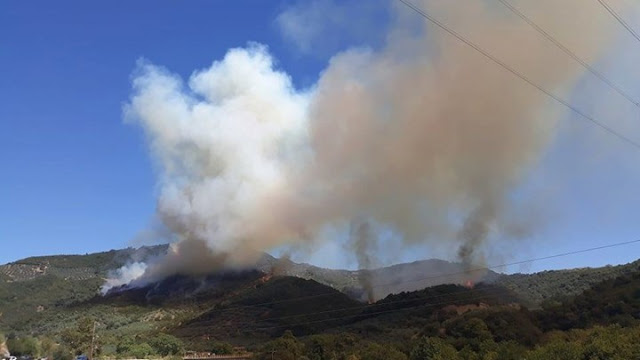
[104,0,619,292]
[102,261,147,293]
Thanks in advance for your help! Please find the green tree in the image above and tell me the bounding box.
[492,341,526,360]
[410,337,459,360]
[582,326,637,360]
[307,337,326,360]
[7,337,40,357]
[448,318,492,341]
[99,344,117,358]
[525,341,582,360]
[256,331,304,360]
[149,334,184,356]
[446,317,493,351]
[25,337,41,357]
[52,346,73,360]
[359,343,407,360]
[61,316,95,355]
[307,334,337,360]
[305,333,359,360]
[128,343,154,359]
[208,341,232,355]
[40,337,56,358]
[116,336,136,355]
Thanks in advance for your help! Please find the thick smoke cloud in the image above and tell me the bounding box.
[104,0,615,293]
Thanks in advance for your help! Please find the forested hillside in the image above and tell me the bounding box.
[496,259,640,306]
[4,267,639,360]
[2,248,640,359]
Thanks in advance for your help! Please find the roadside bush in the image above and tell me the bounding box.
[410,337,458,360]
[128,343,154,359]
[207,341,232,355]
[52,346,73,360]
[359,343,407,360]
[149,334,183,356]
[255,331,304,360]
[7,336,40,357]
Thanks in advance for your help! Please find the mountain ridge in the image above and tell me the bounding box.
[1,246,639,357]
[2,245,639,306]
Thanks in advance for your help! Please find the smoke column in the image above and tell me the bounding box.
[103,0,617,292]
[350,220,379,302]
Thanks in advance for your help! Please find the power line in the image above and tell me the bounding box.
[497,0,639,107]
[251,289,512,331]
[222,239,640,330]
[241,2,640,329]
[396,0,640,150]
[176,286,511,331]
[178,2,640,332]
[185,287,514,334]
[597,0,640,44]
[247,286,511,324]
[179,240,640,335]
[240,238,640,329]
[190,238,640,315]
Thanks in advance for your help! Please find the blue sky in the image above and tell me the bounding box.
[1,0,639,273]
[0,0,383,264]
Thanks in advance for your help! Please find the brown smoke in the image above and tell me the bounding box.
[350,220,379,302]
[106,0,617,293]
[244,0,612,266]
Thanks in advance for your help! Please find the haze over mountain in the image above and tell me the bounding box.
[2,246,640,359]
[2,246,638,310]
[2,245,496,302]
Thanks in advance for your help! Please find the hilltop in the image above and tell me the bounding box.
[2,245,638,310]
[0,246,167,282]
[1,246,639,359]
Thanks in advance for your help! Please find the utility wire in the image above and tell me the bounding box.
[187,2,640,332]
[251,290,513,331]
[497,0,639,107]
[243,236,640,329]
[180,240,640,334]
[246,286,512,324]
[231,238,640,329]
[179,286,512,331]
[252,236,640,324]
[396,0,640,150]
[597,0,640,44]
[235,2,640,329]
[186,287,514,334]
[189,238,640,315]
